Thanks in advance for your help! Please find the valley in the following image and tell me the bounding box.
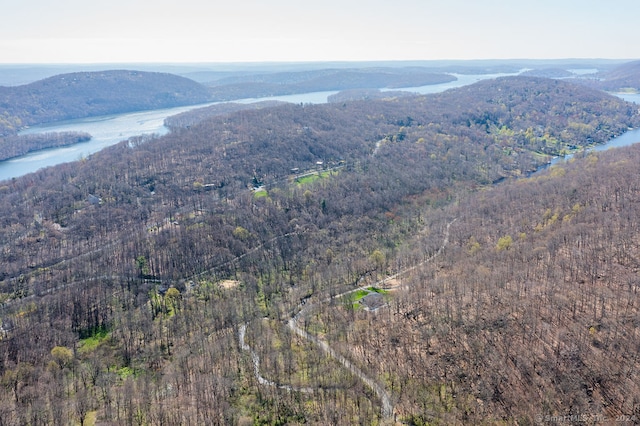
[1,62,640,424]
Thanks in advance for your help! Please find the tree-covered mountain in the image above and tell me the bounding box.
[204,67,457,100]
[585,60,640,92]
[0,70,212,136]
[163,100,288,130]
[0,76,639,424]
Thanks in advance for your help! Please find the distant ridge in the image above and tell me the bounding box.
[597,60,640,91]
[573,60,640,93]
[0,70,211,135]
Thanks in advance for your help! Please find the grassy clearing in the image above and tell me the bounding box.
[296,173,321,185]
[253,189,268,198]
[351,289,370,302]
[295,170,336,185]
[350,287,389,302]
[343,287,392,310]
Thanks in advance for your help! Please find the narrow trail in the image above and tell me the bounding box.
[287,316,395,418]
[240,218,456,420]
[238,324,313,393]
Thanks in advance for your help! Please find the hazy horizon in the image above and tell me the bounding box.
[0,58,636,66]
[2,0,640,64]
[0,58,632,88]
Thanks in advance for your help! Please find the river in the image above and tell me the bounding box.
[539,126,640,171]
[1,76,638,181]
[1,103,213,182]
[614,92,640,105]
[0,92,345,181]
[380,71,518,95]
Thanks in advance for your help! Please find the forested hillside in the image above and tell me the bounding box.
[164,100,287,130]
[203,68,456,100]
[584,60,640,92]
[0,70,212,136]
[0,131,91,161]
[0,76,639,424]
[0,66,458,161]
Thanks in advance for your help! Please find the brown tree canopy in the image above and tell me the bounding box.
[0,76,639,424]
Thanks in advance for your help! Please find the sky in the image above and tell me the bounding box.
[1,0,639,63]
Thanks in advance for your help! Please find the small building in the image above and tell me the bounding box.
[360,293,386,311]
[87,194,101,205]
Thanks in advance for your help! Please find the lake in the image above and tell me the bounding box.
[1,76,638,181]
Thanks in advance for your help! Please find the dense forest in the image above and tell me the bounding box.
[1,75,640,424]
[327,89,416,103]
[0,131,91,161]
[164,100,287,130]
[590,60,640,92]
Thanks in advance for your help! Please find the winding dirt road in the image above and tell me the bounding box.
[240,219,456,420]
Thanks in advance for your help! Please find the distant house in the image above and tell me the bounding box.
[0,318,14,339]
[360,293,386,311]
[87,194,101,205]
